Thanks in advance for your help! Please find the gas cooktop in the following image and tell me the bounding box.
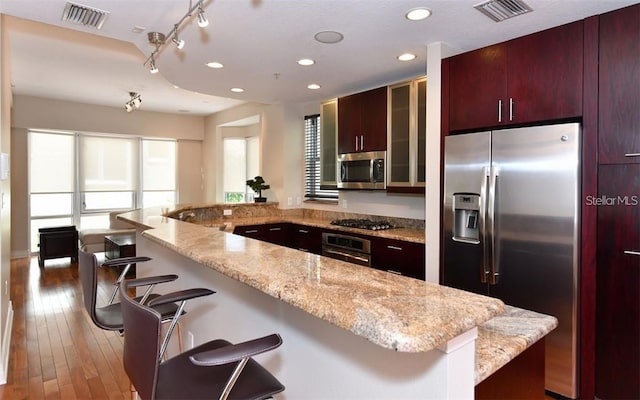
[330,219,394,231]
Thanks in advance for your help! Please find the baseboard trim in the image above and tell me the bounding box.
[11,250,31,259]
[0,301,14,385]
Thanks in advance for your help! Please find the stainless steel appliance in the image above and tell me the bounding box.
[322,232,371,266]
[337,151,386,189]
[442,123,580,398]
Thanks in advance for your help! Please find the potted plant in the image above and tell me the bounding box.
[246,176,270,202]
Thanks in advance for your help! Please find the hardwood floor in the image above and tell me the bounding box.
[0,256,132,399]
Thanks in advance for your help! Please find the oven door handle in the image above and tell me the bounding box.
[323,248,369,264]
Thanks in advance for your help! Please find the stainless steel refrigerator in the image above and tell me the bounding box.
[442,123,580,398]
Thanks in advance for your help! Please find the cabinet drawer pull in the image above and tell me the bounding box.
[298,229,309,234]
[269,227,281,231]
[244,229,259,234]
[387,245,403,251]
[624,153,640,157]
[624,250,640,257]
[498,99,502,122]
[387,269,402,275]
[355,136,359,151]
[509,98,514,121]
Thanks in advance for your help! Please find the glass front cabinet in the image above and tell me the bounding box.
[320,99,338,188]
[387,77,426,192]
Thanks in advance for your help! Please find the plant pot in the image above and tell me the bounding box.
[254,197,267,203]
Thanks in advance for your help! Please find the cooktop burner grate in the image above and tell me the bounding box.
[330,219,394,231]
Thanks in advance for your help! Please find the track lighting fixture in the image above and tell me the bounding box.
[197,6,209,28]
[143,0,209,74]
[125,92,142,113]
[172,25,185,49]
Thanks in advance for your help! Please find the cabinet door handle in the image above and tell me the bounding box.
[387,245,403,251]
[355,136,359,151]
[360,135,364,150]
[624,250,640,256]
[498,100,502,122]
[509,98,514,121]
[624,153,640,157]
[387,269,402,275]
[244,229,259,234]
[298,229,309,234]
[269,227,281,231]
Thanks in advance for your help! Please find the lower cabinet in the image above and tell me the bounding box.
[290,224,323,254]
[371,237,425,280]
[595,164,640,400]
[233,223,293,247]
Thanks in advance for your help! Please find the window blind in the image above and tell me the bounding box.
[305,114,338,200]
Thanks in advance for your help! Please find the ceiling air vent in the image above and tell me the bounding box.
[474,0,532,22]
[61,2,109,29]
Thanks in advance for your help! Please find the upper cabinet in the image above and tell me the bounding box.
[337,86,387,153]
[387,77,426,192]
[448,20,583,132]
[320,99,338,187]
[598,4,640,164]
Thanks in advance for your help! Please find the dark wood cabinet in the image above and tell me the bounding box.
[233,223,292,247]
[598,4,640,164]
[448,21,583,132]
[338,86,387,153]
[371,237,425,280]
[290,224,323,254]
[596,164,640,400]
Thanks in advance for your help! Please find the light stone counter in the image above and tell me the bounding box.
[475,305,558,384]
[121,208,503,352]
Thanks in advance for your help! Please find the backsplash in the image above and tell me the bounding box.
[169,203,423,230]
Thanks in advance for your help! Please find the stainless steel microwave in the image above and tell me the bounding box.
[337,151,386,189]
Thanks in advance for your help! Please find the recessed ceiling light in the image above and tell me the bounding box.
[406,7,432,21]
[231,87,244,93]
[307,84,321,90]
[398,53,417,61]
[206,62,224,69]
[298,58,315,66]
[314,31,344,44]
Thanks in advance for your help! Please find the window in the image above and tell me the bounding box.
[305,114,338,200]
[223,137,259,203]
[28,130,177,253]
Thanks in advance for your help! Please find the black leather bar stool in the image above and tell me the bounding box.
[120,279,285,400]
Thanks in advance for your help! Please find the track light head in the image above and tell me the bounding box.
[125,103,133,113]
[197,7,209,28]
[149,58,159,74]
[172,37,185,50]
[125,92,142,112]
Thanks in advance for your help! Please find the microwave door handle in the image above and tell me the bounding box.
[340,162,347,182]
[479,166,489,283]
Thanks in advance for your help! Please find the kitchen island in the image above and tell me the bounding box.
[118,208,556,399]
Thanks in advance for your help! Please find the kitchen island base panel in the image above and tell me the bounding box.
[137,235,478,399]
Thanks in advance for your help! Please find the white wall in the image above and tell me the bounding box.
[0,15,12,384]
[9,95,207,257]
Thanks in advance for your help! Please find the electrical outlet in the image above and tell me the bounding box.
[342,199,348,209]
[187,331,195,349]
[287,197,293,206]
[223,209,232,216]
[296,196,301,205]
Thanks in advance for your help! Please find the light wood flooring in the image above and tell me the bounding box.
[0,256,132,399]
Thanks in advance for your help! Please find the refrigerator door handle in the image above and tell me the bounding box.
[480,166,490,283]
[488,166,500,285]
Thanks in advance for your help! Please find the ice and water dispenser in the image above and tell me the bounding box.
[452,193,480,243]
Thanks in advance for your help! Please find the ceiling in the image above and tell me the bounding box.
[1,0,638,116]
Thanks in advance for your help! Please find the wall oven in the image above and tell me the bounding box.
[337,151,386,190]
[321,232,371,266]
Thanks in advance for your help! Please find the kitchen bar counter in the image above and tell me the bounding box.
[119,208,556,398]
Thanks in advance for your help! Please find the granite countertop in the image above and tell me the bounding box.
[207,215,427,244]
[475,305,558,384]
[120,208,504,353]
